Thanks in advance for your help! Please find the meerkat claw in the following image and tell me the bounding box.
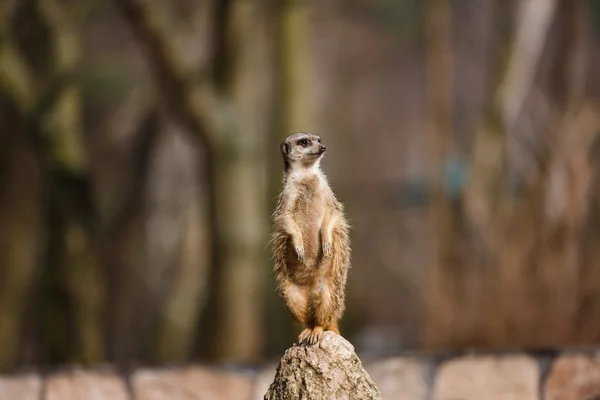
[308,326,324,345]
[323,242,332,258]
[298,328,312,344]
[296,246,304,262]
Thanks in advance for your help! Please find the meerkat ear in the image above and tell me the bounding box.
[281,142,289,155]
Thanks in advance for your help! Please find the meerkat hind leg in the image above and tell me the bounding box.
[283,281,309,325]
[300,278,337,345]
[325,320,340,335]
[285,282,318,345]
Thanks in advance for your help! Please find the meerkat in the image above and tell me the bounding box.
[271,132,351,345]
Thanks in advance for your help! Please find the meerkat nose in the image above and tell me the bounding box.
[320,145,327,152]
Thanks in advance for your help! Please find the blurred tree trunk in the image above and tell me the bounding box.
[156,174,211,362]
[2,0,113,366]
[115,0,272,362]
[536,0,595,345]
[422,0,459,348]
[43,172,102,364]
[0,1,48,369]
[39,0,105,365]
[577,142,600,343]
[467,0,556,348]
[464,0,558,250]
[101,104,160,363]
[0,133,43,370]
[423,0,563,350]
[209,0,272,362]
[489,0,594,349]
[279,0,317,133]
[153,1,214,364]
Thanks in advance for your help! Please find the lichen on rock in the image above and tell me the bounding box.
[264,331,382,400]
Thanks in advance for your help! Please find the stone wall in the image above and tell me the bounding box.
[2,350,599,399]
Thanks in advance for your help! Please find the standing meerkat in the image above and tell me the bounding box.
[271,132,351,345]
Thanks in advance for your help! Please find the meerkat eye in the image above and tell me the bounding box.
[317,138,321,143]
[298,139,308,146]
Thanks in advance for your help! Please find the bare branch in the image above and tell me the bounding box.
[465,0,559,247]
[113,0,227,152]
[563,0,590,110]
[0,4,37,113]
[0,0,83,126]
[38,0,89,173]
[497,0,558,133]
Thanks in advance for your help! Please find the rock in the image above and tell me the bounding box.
[264,331,382,400]
[544,354,600,400]
[365,357,430,399]
[0,374,41,400]
[45,370,129,400]
[131,365,253,400]
[433,355,539,400]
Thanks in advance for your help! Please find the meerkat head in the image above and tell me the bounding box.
[280,132,326,172]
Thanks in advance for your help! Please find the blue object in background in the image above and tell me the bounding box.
[391,154,468,208]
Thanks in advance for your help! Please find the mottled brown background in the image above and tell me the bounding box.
[1,0,600,374]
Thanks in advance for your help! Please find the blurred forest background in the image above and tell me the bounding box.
[1,0,600,372]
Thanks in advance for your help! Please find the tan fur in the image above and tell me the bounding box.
[270,132,351,345]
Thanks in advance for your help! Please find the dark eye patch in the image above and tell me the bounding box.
[298,139,309,146]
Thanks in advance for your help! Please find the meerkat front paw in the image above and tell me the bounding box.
[290,234,305,263]
[322,242,332,258]
[295,245,305,263]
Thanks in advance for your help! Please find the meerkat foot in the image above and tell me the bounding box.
[298,327,324,345]
[322,242,332,258]
[307,326,324,345]
[298,328,312,344]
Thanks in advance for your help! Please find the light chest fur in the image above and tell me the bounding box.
[283,171,329,273]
